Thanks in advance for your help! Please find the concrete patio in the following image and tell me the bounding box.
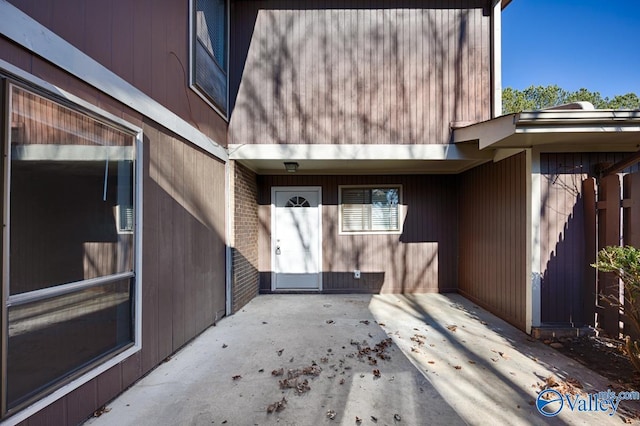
[84,293,639,425]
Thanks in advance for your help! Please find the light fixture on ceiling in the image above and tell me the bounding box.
[284,161,299,173]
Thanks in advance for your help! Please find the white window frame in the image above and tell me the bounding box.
[1,77,143,425]
[338,185,403,235]
[188,0,229,120]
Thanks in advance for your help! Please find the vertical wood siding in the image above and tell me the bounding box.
[230,0,491,145]
[2,44,228,425]
[258,174,459,293]
[458,152,527,331]
[6,0,227,146]
[539,153,640,325]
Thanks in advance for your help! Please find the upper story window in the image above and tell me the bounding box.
[339,186,402,234]
[191,0,228,116]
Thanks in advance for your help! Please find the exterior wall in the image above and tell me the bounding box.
[258,174,459,294]
[231,161,260,312]
[458,152,527,331]
[230,0,491,145]
[1,28,227,426]
[6,0,227,146]
[539,152,640,326]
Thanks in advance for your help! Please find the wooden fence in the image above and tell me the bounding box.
[585,170,640,338]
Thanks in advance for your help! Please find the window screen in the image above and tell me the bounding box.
[341,187,400,233]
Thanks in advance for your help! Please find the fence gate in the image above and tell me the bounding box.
[589,170,640,338]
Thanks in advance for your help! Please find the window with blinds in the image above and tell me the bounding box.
[340,186,401,233]
[192,0,227,114]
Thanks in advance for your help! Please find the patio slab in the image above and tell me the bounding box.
[84,293,640,425]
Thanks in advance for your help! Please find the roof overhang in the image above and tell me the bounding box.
[453,110,640,152]
[229,144,494,175]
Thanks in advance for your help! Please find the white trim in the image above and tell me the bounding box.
[338,185,403,236]
[270,186,323,292]
[491,0,502,117]
[229,144,492,161]
[224,161,232,315]
[1,81,11,415]
[134,128,144,357]
[0,85,144,425]
[0,0,227,162]
[527,148,541,334]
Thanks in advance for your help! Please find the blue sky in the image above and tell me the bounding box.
[502,0,640,98]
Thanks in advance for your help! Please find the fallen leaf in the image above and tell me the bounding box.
[327,410,337,420]
[378,322,386,326]
[267,398,287,413]
[277,349,284,356]
[326,319,335,324]
[360,320,370,325]
[93,406,111,417]
[356,416,362,424]
[222,344,228,348]
[468,360,476,364]
[373,369,381,378]
[289,357,294,363]
[480,320,488,325]
[453,365,462,370]
[339,378,345,385]
[232,375,242,380]
[394,413,402,421]
[427,361,435,364]
[272,368,284,376]
[371,416,378,422]
[447,325,457,332]
[320,357,329,363]
[499,352,510,360]
[258,369,264,373]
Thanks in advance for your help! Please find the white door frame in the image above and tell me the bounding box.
[271,186,323,291]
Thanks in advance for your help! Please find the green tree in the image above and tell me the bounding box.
[502,85,640,114]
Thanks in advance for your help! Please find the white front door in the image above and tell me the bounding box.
[272,187,322,290]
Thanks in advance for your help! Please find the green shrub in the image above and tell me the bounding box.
[592,245,640,372]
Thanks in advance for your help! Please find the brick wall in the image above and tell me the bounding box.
[231,161,260,312]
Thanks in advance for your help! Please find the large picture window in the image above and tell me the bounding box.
[192,0,228,115]
[3,84,138,412]
[340,186,401,234]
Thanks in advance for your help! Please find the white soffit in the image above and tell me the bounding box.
[454,110,640,151]
[0,0,228,162]
[228,144,493,174]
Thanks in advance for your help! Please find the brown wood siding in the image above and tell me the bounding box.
[6,0,227,146]
[258,174,459,293]
[458,152,527,331]
[2,44,227,425]
[229,1,491,145]
[539,153,640,326]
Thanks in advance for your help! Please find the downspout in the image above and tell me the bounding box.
[225,161,232,316]
[490,0,502,118]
